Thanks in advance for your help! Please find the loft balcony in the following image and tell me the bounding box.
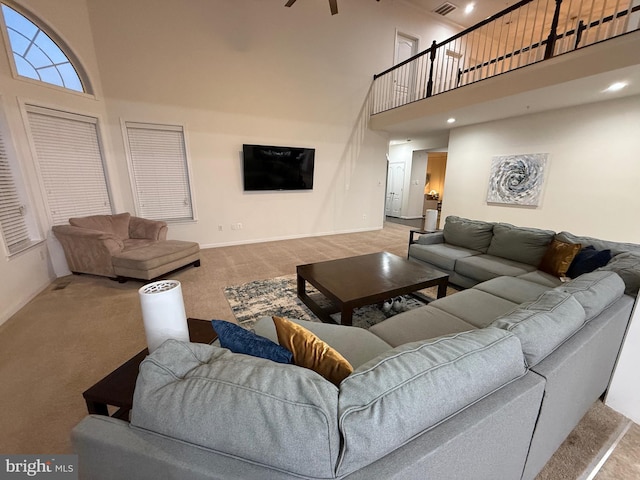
[370,0,640,138]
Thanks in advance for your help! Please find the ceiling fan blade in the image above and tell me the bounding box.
[329,0,338,15]
[284,0,296,7]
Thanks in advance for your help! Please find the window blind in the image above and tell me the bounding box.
[0,130,30,253]
[125,122,193,222]
[26,106,112,225]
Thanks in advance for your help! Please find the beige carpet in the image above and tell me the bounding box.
[0,221,635,479]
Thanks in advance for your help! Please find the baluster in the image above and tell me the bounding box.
[544,0,564,59]
[425,40,437,98]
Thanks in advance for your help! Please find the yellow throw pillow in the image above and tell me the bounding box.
[272,316,353,386]
[539,239,582,278]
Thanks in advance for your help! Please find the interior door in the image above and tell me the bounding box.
[393,33,419,106]
[385,163,405,217]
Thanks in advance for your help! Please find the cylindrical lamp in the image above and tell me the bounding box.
[139,280,189,353]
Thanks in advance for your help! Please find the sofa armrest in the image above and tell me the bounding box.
[409,230,444,247]
[52,225,124,277]
[129,216,168,240]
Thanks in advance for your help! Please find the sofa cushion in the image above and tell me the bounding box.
[517,270,563,288]
[487,223,555,266]
[368,306,477,347]
[538,239,582,278]
[211,320,292,364]
[598,252,640,296]
[473,276,552,304]
[409,243,480,272]
[556,231,640,257]
[442,216,495,253]
[69,212,131,240]
[112,240,200,270]
[429,289,519,328]
[557,271,626,320]
[491,290,586,367]
[254,316,391,369]
[455,254,537,282]
[566,246,613,278]
[131,340,340,479]
[336,328,526,476]
[272,316,353,386]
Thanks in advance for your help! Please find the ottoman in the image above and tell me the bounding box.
[112,240,200,282]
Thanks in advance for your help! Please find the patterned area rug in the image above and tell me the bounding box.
[224,274,457,330]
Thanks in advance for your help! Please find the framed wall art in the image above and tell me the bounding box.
[486,153,549,207]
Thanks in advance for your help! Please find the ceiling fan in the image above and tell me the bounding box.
[285,0,380,16]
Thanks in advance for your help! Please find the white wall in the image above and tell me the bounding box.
[442,95,640,242]
[0,0,459,323]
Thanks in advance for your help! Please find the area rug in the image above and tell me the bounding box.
[224,274,458,330]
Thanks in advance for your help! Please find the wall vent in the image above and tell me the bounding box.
[433,2,458,16]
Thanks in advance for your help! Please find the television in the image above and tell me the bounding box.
[242,144,315,191]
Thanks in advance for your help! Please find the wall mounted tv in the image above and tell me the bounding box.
[242,144,315,191]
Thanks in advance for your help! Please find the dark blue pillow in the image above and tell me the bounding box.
[211,320,293,364]
[567,246,612,278]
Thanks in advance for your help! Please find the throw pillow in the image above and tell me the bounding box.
[272,316,353,386]
[566,246,612,278]
[211,320,293,364]
[538,239,582,277]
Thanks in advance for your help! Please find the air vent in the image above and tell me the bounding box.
[434,2,458,16]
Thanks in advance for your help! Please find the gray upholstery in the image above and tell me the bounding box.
[131,341,341,478]
[408,243,480,272]
[442,216,494,253]
[455,254,537,283]
[556,231,640,257]
[429,289,518,328]
[557,271,626,321]
[415,230,444,245]
[598,252,640,296]
[487,223,555,266]
[517,270,563,287]
[473,276,552,304]
[368,306,477,347]
[253,316,392,368]
[491,291,586,367]
[336,328,526,476]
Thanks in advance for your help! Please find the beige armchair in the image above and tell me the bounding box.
[52,212,200,282]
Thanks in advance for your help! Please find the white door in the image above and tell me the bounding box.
[393,33,419,106]
[385,163,405,217]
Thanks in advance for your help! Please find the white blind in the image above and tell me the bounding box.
[125,122,193,221]
[0,130,30,253]
[27,107,112,225]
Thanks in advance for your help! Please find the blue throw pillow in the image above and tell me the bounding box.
[567,246,612,278]
[211,320,293,364]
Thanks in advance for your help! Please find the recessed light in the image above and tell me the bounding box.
[447,118,456,124]
[604,82,628,92]
[464,3,475,14]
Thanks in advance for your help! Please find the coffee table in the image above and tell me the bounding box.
[296,251,449,326]
[82,318,217,421]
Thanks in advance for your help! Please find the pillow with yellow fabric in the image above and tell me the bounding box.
[272,316,353,386]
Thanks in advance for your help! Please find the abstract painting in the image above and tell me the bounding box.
[486,153,548,206]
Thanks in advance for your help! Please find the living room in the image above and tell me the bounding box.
[0,0,639,477]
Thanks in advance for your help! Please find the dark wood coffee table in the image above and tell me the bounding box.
[82,318,216,421]
[297,251,448,326]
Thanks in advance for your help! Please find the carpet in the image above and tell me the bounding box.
[224,274,457,329]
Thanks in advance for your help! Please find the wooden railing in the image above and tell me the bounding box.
[371,0,640,115]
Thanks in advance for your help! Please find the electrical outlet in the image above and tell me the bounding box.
[218,225,223,231]
[237,223,243,230]
[362,214,367,220]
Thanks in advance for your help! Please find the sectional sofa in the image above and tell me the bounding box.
[71,218,640,480]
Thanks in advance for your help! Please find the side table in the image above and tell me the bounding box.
[82,318,216,421]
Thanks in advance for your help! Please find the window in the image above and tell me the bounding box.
[124,122,195,222]
[0,3,86,93]
[26,105,112,225]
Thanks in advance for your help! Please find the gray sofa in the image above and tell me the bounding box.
[71,220,640,480]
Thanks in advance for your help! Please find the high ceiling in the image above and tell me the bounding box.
[404,0,515,27]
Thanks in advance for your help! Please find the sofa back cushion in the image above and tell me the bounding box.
[335,328,525,476]
[69,212,131,239]
[442,216,494,253]
[491,290,586,367]
[131,340,340,479]
[597,253,640,297]
[556,231,640,257]
[487,223,555,266]
[557,270,626,319]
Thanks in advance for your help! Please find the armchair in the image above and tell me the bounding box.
[52,212,200,282]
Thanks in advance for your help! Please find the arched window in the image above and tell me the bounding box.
[1,3,87,93]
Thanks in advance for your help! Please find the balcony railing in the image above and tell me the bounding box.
[371,0,640,115]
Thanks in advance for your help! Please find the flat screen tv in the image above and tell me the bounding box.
[243,144,315,191]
